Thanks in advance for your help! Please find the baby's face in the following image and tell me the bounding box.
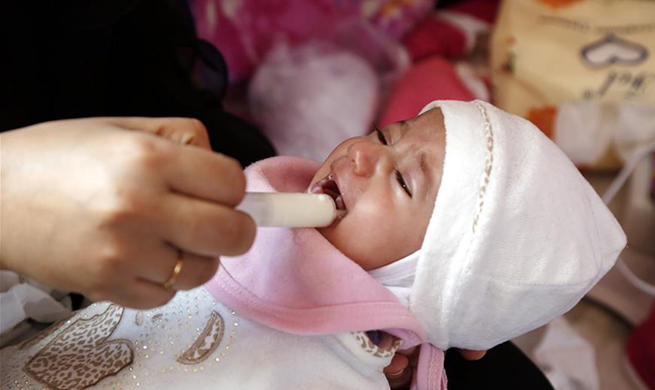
[309,108,446,270]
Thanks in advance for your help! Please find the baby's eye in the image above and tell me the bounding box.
[374,126,388,145]
[396,171,412,197]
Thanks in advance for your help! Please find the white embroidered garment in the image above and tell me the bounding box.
[0,287,400,390]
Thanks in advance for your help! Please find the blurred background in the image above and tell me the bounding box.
[1,1,653,389]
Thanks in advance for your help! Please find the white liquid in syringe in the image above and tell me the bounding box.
[237,192,346,228]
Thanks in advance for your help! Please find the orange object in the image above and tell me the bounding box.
[537,0,583,8]
[527,106,557,139]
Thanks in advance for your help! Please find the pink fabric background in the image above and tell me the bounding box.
[191,0,435,82]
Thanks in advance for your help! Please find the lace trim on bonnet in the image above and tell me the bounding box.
[472,101,494,233]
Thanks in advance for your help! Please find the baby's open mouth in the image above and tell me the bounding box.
[309,173,346,211]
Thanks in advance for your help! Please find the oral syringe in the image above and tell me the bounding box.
[237,192,346,228]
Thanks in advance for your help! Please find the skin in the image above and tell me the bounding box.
[310,108,486,387]
[384,346,486,389]
[0,114,483,389]
[310,107,446,270]
[0,117,255,309]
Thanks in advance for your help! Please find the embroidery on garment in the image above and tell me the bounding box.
[471,101,494,233]
[352,332,402,359]
[134,312,144,326]
[19,313,75,351]
[177,310,225,365]
[24,303,134,390]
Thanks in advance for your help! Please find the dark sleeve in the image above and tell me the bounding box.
[444,342,555,390]
[0,0,275,167]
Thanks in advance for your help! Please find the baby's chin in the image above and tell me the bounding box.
[316,212,341,243]
[316,217,353,257]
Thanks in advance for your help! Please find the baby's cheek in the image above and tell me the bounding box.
[355,216,407,260]
[354,194,396,218]
[319,198,410,268]
[361,208,425,261]
[348,206,394,240]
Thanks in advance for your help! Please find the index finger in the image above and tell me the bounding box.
[165,146,247,207]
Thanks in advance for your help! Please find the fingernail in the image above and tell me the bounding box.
[180,133,195,145]
[384,368,405,378]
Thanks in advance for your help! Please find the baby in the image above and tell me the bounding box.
[0,100,625,390]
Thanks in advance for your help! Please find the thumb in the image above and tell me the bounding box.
[459,349,487,360]
[385,353,413,389]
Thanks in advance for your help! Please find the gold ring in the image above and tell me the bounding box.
[163,251,185,290]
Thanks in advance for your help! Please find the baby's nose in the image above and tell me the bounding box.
[349,141,390,177]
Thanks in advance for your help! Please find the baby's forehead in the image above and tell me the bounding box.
[385,108,445,147]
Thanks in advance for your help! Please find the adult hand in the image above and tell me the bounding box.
[384,345,486,389]
[0,117,255,309]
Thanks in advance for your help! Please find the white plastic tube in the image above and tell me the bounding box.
[237,192,346,228]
